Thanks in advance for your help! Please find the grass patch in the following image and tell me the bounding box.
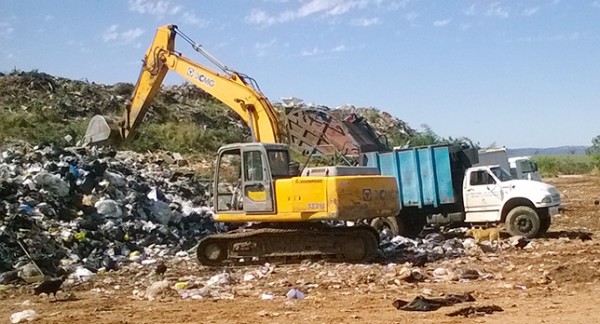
[533,155,594,177]
[0,111,87,146]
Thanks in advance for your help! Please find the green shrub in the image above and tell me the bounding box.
[534,155,594,177]
[0,111,87,146]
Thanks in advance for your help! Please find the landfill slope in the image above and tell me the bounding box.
[0,70,250,153]
[0,70,417,152]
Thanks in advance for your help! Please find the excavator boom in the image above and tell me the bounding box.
[84,24,282,145]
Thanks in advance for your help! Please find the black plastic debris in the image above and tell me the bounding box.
[392,293,476,312]
[446,305,504,317]
[380,230,468,265]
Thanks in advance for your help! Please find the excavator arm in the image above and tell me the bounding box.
[84,24,282,145]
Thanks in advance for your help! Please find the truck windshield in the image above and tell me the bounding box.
[520,160,534,173]
[491,166,512,182]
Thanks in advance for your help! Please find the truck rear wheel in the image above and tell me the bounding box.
[506,206,541,239]
[370,217,404,237]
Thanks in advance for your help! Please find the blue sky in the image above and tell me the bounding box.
[1,0,599,148]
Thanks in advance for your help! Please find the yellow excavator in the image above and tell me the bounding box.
[84,25,400,265]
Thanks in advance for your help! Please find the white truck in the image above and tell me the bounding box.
[509,156,542,181]
[477,148,542,181]
[462,164,559,237]
[364,145,560,238]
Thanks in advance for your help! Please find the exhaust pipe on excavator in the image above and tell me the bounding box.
[82,115,123,146]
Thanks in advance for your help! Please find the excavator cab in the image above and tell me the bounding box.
[214,142,290,214]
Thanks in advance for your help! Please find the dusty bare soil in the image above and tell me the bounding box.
[3,175,600,324]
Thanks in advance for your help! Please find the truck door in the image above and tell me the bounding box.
[242,149,274,212]
[464,170,503,220]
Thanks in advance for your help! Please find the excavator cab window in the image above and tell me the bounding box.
[242,149,274,212]
[215,149,243,212]
[267,150,290,179]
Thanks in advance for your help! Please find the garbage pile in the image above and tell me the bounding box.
[380,231,468,266]
[0,143,220,282]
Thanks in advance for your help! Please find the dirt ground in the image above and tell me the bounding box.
[3,175,600,324]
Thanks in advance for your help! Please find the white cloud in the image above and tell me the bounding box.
[246,0,371,26]
[522,7,540,16]
[301,43,352,56]
[460,23,472,31]
[352,17,380,27]
[301,47,322,56]
[486,2,509,18]
[331,44,347,52]
[405,11,418,22]
[0,22,14,39]
[246,9,283,26]
[128,0,181,16]
[102,24,119,42]
[464,4,476,16]
[254,39,278,57]
[182,12,209,27]
[297,0,368,17]
[121,28,144,43]
[384,0,410,11]
[515,32,580,43]
[433,18,451,27]
[102,25,145,44]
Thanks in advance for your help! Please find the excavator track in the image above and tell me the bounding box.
[196,224,379,266]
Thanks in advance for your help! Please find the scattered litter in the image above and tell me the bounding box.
[446,305,504,317]
[70,267,95,284]
[286,288,305,300]
[261,293,274,300]
[144,280,172,301]
[9,309,39,323]
[174,282,189,290]
[392,293,475,312]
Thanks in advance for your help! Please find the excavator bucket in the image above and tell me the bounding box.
[83,115,123,146]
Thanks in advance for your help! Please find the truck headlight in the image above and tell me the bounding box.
[541,195,552,204]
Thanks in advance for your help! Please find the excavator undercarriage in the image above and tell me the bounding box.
[196,223,379,266]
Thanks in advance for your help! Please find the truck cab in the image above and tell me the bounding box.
[509,156,542,181]
[463,165,559,237]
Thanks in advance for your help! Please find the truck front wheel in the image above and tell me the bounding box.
[506,206,541,238]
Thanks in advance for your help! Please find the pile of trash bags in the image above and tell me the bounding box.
[380,230,468,266]
[0,143,221,282]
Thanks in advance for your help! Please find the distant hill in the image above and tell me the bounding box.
[507,146,588,157]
